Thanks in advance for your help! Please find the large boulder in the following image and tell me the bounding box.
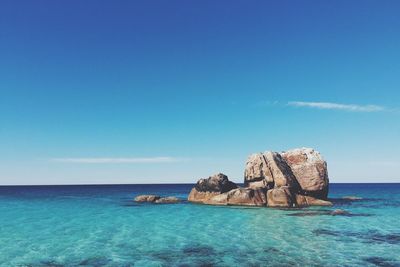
[188,173,238,204]
[282,148,329,199]
[244,152,299,190]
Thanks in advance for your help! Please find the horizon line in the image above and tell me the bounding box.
[1,182,399,187]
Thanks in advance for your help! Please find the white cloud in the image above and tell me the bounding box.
[288,101,385,112]
[51,157,184,163]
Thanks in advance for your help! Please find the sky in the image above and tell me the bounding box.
[0,0,399,185]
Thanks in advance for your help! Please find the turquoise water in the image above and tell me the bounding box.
[0,184,399,267]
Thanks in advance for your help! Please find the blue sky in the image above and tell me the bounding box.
[0,0,399,185]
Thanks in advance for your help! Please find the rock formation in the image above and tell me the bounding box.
[281,148,329,199]
[244,151,300,190]
[188,148,332,208]
[188,173,238,203]
[155,196,180,204]
[135,195,161,202]
[135,195,180,204]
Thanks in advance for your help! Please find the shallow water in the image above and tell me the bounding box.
[0,184,399,266]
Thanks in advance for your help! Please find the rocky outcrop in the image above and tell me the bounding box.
[135,195,180,204]
[188,173,238,204]
[188,148,332,208]
[282,148,329,199]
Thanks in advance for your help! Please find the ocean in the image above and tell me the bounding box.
[0,183,399,267]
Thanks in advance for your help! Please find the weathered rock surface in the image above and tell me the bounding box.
[204,188,267,206]
[266,187,294,207]
[244,153,274,189]
[188,189,221,204]
[282,148,329,199]
[244,152,299,190]
[188,173,238,204]
[188,148,332,208]
[155,196,180,204]
[227,188,267,206]
[135,195,160,202]
[295,194,332,207]
[194,173,238,193]
[135,195,180,204]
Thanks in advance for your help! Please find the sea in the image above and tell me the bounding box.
[0,183,399,267]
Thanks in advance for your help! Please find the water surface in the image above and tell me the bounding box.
[0,183,399,266]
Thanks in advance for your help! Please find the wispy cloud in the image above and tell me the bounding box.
[51,157,185,164]
[288,101,385,112]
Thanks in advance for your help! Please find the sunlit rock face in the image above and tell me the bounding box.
[281,148,329,200]
[244,151,300,190]
[188,148,331,207]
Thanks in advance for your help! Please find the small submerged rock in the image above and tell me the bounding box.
[314,229,400,245]
[287,210,332,217]
[182,245,216,256]
[134,195,180,204]
[342,196,363,200]
[287,209,363,217]
[155,196,180,204]
[330,209,350,216]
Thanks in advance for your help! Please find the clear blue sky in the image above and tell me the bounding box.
[1,0,399,185]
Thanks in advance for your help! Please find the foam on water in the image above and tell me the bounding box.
[0,184,399,266]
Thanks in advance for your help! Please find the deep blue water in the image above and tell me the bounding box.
[0,183,399,267]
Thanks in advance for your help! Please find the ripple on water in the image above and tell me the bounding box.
[2,184,400,266]
[287,210,373,217]
[313,229,400,245]
[330,197,400,210]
